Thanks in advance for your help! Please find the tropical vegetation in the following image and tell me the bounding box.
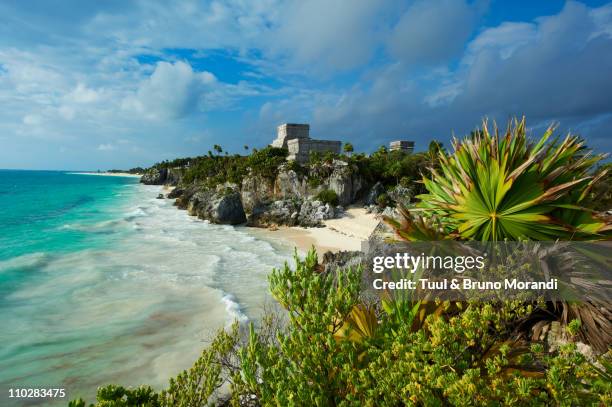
[71,250,611,406]
[71,117,611,406]
[388,117,610,241]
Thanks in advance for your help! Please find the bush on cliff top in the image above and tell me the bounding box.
[177,147,288,187]
[71,250,611,406]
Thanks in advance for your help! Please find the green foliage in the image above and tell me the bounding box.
[146,140,431,201]
[284,159,308,177]
[399,176,412,188]
[107,167,145,174]
[68,385,159,407]
[343,142,354,154]
[231,250,608,406]
[181,154,248,187]
[349,147,429,190]
[581,162,612,212]
[399,117,610,241]
[72,324,240,407]
[316,189,339,206]
[233,249,362,405]
[567,318,582,336]
[159,323,240,406]
[178,146,287,187]
[245,146,288,179]
[376,193,390,208]
[73,250,610,406]
[154,157,193,170]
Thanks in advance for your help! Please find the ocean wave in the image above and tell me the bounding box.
[58,218,127,233]
[0,252,51,273]
[221,293,249,324]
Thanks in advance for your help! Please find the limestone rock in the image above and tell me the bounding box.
[388,185,412,206]
[184,187,246,225]
[241,175,274,214]
[140,168,164,185]
[274,166,306,200]
[328,160,362,206]
[364,182,385,205]
[298,199,337,227]
[140,168,184,186]
[247,199,301,227]
[322,250,364,274]
[167,188,184,199]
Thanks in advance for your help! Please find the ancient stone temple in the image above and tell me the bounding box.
[271,123,342,163]
[389,140,415,153]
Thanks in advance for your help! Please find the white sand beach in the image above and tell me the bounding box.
[266,207,381,258]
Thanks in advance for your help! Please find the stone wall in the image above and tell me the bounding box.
[287,138,342,162]
[271,123,310,148]
[389,140,414,153]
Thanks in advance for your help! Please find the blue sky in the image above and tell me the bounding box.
[1,0,611,170]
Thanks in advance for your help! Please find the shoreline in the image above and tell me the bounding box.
[257,207,380,259]
[69,172,142,178]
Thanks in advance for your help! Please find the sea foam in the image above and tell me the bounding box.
[0,176,294,404]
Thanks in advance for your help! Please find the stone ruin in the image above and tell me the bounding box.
[271,123,341,163]
[389,140,415,153]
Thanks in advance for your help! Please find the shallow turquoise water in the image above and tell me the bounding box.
[0,170,293,405]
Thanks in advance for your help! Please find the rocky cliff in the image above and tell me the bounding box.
[175,185,246,225]
[140,167,184,186]
[144,159,375,228]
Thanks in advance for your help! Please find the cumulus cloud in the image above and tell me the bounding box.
[66,83,100,104]
[124,61,216,120]
[97,143,115,151]
[268,0,386,71]
[260,1,612,153]
[387,0,482,65]
[452,1,612,121]
[0,0,611,170]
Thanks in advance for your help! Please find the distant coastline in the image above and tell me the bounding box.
[68,171,142,178]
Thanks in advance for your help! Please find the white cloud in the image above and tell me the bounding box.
[0,0,611,169]
[267,0,386,71]
[124,61,216,120]
[266,1,612,153]
[97,143,115,151]
[22,114,42,126]
[387,0,481,65]
[66,83,100,103]
[465,22,537,61]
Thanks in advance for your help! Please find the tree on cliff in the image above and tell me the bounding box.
[343,142,354,156]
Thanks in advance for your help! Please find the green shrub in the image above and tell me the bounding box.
[376,192,390,208]
[73,250,611,406]
[407,117,609,241]
[285,159,306,176]
[308,177,322,188]
[399,176,412,188]
[246,146,288,179]
[316,189,339,206]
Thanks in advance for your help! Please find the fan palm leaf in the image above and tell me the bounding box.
[393,117,609,241]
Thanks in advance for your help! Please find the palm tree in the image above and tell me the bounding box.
[384,117,611,351]
[343,142,354,156]
[396,117,609,241]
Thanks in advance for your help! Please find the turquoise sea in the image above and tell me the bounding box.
[0,170,293,406]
